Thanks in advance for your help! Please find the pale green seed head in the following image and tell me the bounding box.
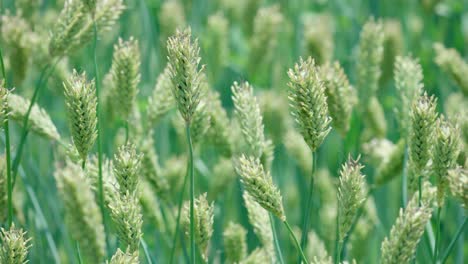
[306,230,329,262]
[394,56,424,137]
[288,57,332,151]
[433,116,461,206]
[167,28,204,124]
[147,65,175,126]
[284,129,313,175]
[0,156,6,223]
[0,224,32,264]
[159,0,186,44]
[0,81,10,127]
[381,183,436,264]
[205,90,233,157]
[223,222,248,263]
[235,155,285,221]
[434,43,468,96]
[111,37,141,121]
[447,166,468,209]
[108,192,143,254]
[302,13,334,65]
[380,19,403,85]
[356,18,384,100]
[337,156,367,241]
[231,81,265,158]
[54,160,105,262]
[182,193,214,262]
[320,61,355,136]
[240,248,270,264]
[107,249,138,264]
[113,143,143,195]
[63,70,97,162]
[375,139,406,186]
[363,96,387,139]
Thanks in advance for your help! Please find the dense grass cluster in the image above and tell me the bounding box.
[0,0,467,263]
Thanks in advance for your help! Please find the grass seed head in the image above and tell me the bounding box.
[223,222,248,263]
[302,13,334,65]
[63,70,97,162]
[107,249,139,264]
[113,143,143,196]
[0,224,32,264]
[288,57,331,151]
[147,65,175,126]
[447,166,468,209]
[434,43,468,96]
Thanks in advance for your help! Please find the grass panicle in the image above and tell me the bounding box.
[146,65,175,126]
[434,43,468,96]
[113,143,143,196]
[447,166,467,209]
[302,13,334,65]
[167,28,204,124]
[375,139,405,185]
[223,222,248,263]
[380,182,436,264]
[107,249,139,264]
[63,70,97,163]
[288,57,331,151]
[54,160,105,263]
[182,193,214,262]
[0,224,32,264]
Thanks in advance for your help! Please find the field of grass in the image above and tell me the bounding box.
[0,0,467,263]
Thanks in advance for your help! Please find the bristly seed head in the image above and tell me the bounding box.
[113,143,143,196]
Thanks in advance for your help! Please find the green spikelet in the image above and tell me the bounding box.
[54,160,105,262]
[302,13,334,65]
[209,158,236,199]
[232,81,266,158]
[235,155,285,221]
[110,37,141,121]
[320,62,356,136]
[204,12,229,80]
[242,192,275,259]
[337,156,367,241]
[82,0,97,14]
[167,28,204,124]
[146,65,174,126]
[356,18,384,100]
[380,20,403,86]
[0,224,32,264]
[182,193,214,261]
[8,93,60,141]
[408,92,438,192]
[107,249,139,264]
[433,117,461,206]
[259,90,292,144]
[363,96,387,139]
[158,0,186,47]
[0,81,9,129]
[447,166,468,208]
[306,230,330,262]
[394,56,423,137]
[63,70,97,162]
[139,182,166,232]
[223,222,248,263]
[108,192,143,254]
[288,57,332,151]
[381,183,436,264]
[113,143,143,195]
[434,43,468,96]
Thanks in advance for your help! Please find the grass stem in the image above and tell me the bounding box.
[270,214,285,264]
[441,217,467,264]
[433,207,442,263]
[299,152,316,256]
[169,167,189,264]
[284,220,309,264]
[185,124,196,264]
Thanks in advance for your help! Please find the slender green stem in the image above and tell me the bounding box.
[402,146,408,208]
[335,241,343,264]
[141,238,153,264]
[433,207,442,263]
[270,214,285,264]
[125,120,129,144]
[299,152,316,256]
[418,176,422,206]
[334,203,341,264]
[185,124,196,264]
[11,58,61,187]
[169,167,189,264]
[0,43,13,228]
[284,220,309,264]
[441,217,467,264]
[92,21,108,256]
[76,242,83,264]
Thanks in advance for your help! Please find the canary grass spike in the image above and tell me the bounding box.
[288,57,331,151]
[182,193,214,262]
[302,13,334,65]
[375,139,405,185]
[158,0,186,48]
[167,28,204,124]
[54,161,105,263]
[434,43,468,96]
[433,117,460,206]
[235,155,285,221]
[380,20,403,85]
[337,156,367,241]
[210,158,236,199]
[241,248,270,264]
[205,90,233,156]
[223,222,248,263]
[259,91,292,145]
[242,192,275,258]
[356,18,384,100]
[0,81,9,126]
[113,143,142,195]
[204,12,229,80]
[82,0,97,14]
[306,230,329,262]
[108,192,143,254]
[394,56,423,137]
[408,92,438,192]
[8,93,60,141]
[447,166,467,208]
[147,65,174,126]
[364,96,387,139]
[107,249,139,264]
[0,224,32,264]
[320,62,355,136]
[111,37,141,121]
[232,81,266,158]
[63,70,97,162]
[0,157,6,223]
[381,183,436,264]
